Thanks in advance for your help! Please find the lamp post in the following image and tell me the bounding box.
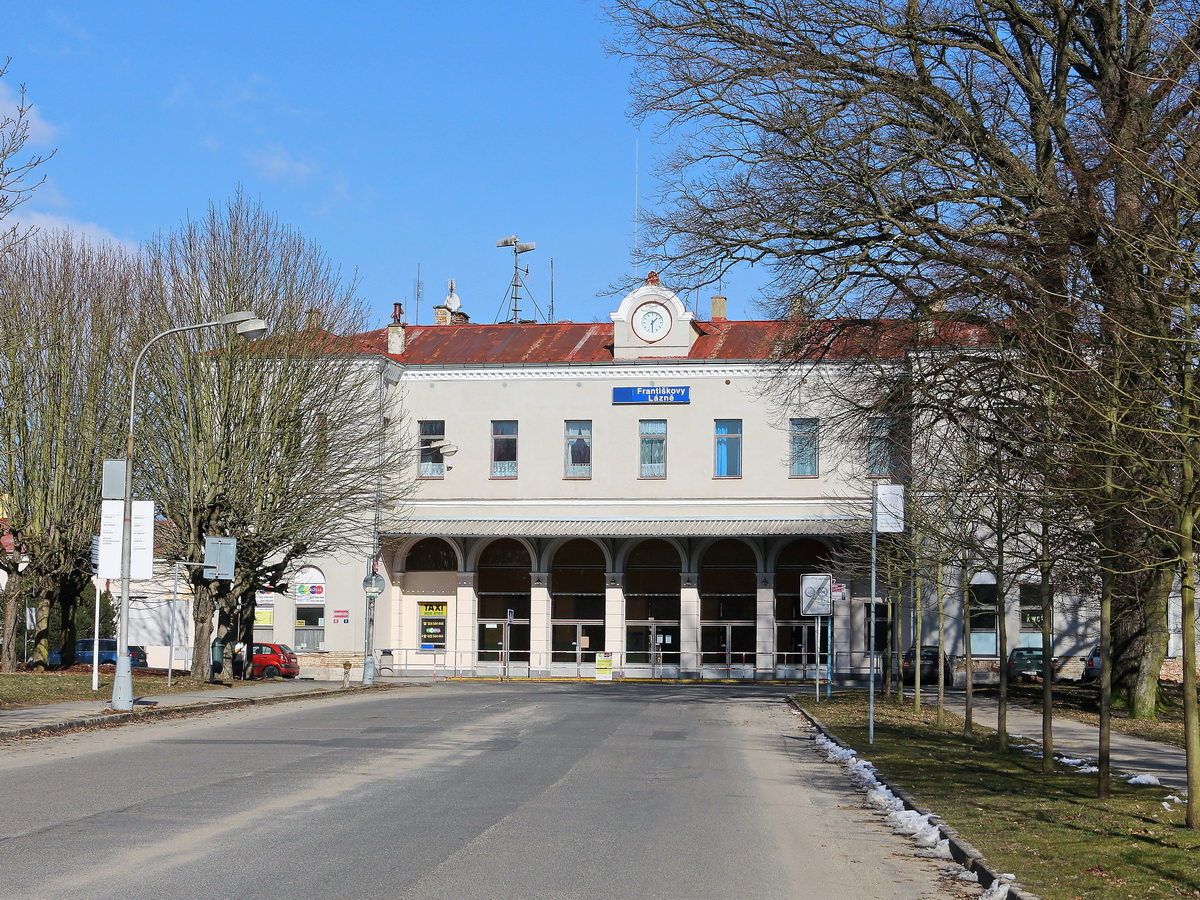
[362,570,385,685]
[111,311,267,711]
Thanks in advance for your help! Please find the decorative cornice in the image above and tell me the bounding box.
[400,361,776,381]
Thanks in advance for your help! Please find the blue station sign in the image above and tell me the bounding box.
[612,386,691,404]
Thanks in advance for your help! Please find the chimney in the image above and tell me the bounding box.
[434,278,465,326]
[710,295,727,320]
[387,302,406,354]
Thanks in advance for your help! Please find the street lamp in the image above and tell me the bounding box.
[362,570,385,685]
[111,310,268,711]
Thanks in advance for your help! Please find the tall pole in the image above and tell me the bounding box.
[869,482,878,744]
[111,312,263,711]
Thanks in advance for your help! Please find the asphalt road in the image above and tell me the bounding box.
[0,682,968,900]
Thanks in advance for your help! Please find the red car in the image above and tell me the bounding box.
[251,642,300,679]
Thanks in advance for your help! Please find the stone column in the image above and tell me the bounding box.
[455,571,478,677]
[605,572,625,673]
[680,572,701,678]
[530,572,551,677]
[756,572,776,680]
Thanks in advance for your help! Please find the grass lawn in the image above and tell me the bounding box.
[802,692,1200,900]
[0,669,231,709]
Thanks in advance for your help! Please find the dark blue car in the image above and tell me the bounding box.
[69,639,147,667]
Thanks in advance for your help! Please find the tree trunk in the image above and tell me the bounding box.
[0,571,23,672]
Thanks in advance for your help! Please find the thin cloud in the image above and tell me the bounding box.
[8,210,137,252]
[246,143,317,185]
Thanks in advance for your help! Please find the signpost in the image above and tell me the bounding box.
[870,484,905,743]
[801,574,833,701]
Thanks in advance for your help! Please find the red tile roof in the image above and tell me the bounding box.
[350,317,996,366]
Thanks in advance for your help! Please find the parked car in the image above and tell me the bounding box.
[73,639,147,667]
[902,645,954,686]
[1082,644,1101,681]
[1006,647,1050,681]
[251,642,300,679]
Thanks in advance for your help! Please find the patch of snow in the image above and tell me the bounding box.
[1127,773,1161,786]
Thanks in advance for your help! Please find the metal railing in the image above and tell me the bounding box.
[367,648,843,682]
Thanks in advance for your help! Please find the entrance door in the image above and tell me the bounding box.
[477,622,530,677]
[551,622,605,675]
[625,623,681,677]
[700,624,756,678]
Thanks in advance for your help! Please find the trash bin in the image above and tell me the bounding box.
[380,649,394,675]
[210,637,225,680]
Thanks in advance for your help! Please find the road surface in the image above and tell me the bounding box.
[0,682,970,900]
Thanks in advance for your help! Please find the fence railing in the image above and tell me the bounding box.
[370,648,839,681]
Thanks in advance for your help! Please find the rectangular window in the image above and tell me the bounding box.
[491,420,518,478]
[418,420,445,478]
[1019,583,1047,631]
[790,418,819,476]
[714,419,742,477]
[564,420,592,479]
[639,419,667,478]
[867,416,896,477]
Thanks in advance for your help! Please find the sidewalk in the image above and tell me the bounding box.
[926,690,1189,794]
[0,677,413,740]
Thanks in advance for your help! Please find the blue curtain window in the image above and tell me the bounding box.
[714,419,742,477]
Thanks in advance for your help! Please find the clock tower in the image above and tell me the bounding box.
[611,272,698,359]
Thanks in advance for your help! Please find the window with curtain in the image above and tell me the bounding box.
[564,420,592,478]
[713,419,742,477]
[491,420,518,478]
[639,419,667,478]
[419,420,445,478]
[790,418,818,476]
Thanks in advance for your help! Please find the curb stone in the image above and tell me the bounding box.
[0,683,400,741]
[788,696,1041,900]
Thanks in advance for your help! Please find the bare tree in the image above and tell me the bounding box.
[607,0,1200,814]
[137,192,412,680]
[0,232,141,671]
[0,59,53,255]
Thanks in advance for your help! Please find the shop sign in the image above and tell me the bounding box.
[419,602,448,616]
[420,617,447,650]
[332,609,350,624]
[595,652,613,681]
[295,583,325,603]
[254,608,274,626]
[612,386,690,404]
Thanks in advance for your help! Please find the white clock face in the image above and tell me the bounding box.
[634,303,670,342]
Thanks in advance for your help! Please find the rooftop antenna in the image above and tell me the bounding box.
[549,258,555,323]
[496,234,537,323]
[414,263,423,326]
[634,139,639,281]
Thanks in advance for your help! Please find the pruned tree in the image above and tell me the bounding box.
[0,232,142,671]
[137,192,412,680]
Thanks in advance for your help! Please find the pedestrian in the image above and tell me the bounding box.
[233,641,246,680]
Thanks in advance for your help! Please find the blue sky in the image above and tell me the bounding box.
[5,2,765,330]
